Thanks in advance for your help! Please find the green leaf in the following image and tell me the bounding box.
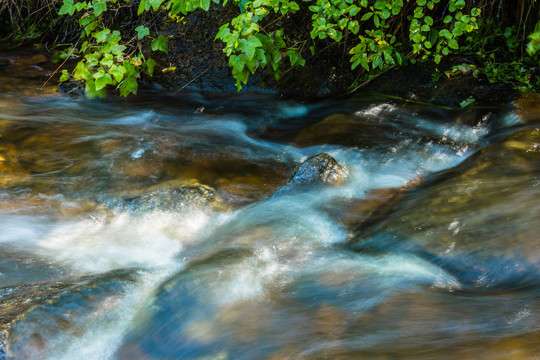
[348,5,360,16]
[395,52,402,65]
[424,16,433,26]
[109,64,126,82]
[373,13,380,27]
[135,26,150,40]
[200,0,211,11]
[92,1,107,16]
[361,12,373,21]
[247,35,263,48]
[448,38,459,49]
[289,1,299,11]
[145,58,157,77]
[443,15,452,24]
[287,49,304,67]
[151,35,168,53]
[439,29,452,40]
[59,69,70,82]
[149,0,164,11]
[93,28,110,43]
[119,76,138,97]
[59,0,75,15]
[100,53,114,67]
[95,73,112,91]
[347,20,360,35]
[138,0,147,15]
[73,61,89,80]
[240,36,262,61]
[110,44,127,55]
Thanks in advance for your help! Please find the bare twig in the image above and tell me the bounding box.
[42,35,81,88]
[174,56,227,93]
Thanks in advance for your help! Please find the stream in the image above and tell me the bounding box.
[0,50,539,359]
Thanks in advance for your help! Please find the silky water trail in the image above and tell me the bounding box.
[0,84,538,359]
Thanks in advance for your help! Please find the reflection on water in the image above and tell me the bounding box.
[0,51,539,360]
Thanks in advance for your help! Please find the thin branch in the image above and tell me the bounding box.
[174,56,227,93]
[42,35,81,88]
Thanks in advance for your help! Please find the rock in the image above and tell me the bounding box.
[293,113,398,148]
[0,269,139,358]
[347,127,540,288]
[362,61,516,108]
[512,92,540,124]
[117,182,224,213]
[8,54,48,69]
[273,153,348,197]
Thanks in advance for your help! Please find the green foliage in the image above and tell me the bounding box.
[56,0,539,95]
[57,0,165,98]
[459,96,476,108]
[455,18,540,92]
[527,21,540,56]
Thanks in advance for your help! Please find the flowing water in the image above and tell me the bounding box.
[0,50,539,359]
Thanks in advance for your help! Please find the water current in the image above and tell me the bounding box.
[0,51,539,359]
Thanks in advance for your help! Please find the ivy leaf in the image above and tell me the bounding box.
[93,29,110,43]
[95,73,112,91]
[110,44,127,55]
[149,0,164,11]
[119,76,138,96]
[135,26,150,40]
[199,0,211,11]
[145,58,157,77]
[100,53,114,67]
[109,64,126,82]
[73,61,89,80]
[92,1,107,16]
[151,35,168,53]
[138,0,147,15]
[448,38,459,49]
[59,69,70,82]
[59,0,75,15]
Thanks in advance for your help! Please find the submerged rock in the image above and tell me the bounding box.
[512,92,540,124]
[117,182,224,213]
[0,269,139,359]
[348,127,540,289]
[273,153,347,197]
[293,113,399,148]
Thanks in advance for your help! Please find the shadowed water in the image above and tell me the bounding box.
[0,54,539,359]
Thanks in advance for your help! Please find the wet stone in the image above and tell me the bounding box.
[348,127,540,289]
[116,182,224,213]
[293,113,398,148]
[512,92,540,124]
[273,153,348,197]
[0,269,139,358]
